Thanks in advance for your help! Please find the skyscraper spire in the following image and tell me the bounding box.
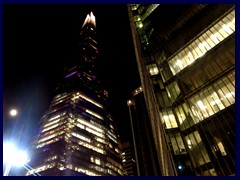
[82,11,96,28]
[25,12,123,176]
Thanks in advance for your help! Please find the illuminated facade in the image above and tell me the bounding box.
[26,12,123,176]
[128,4,235,176]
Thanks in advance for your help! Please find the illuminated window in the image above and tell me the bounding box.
[131,4,139,10]
[77,140,105,154]
[45,155,57,162]
[67,164,100,176]
[141,4,159,21]
[185,131,210,166]
[43,118,61,128]
[77,118,104,133]
[168,10,235,76]
[107,131,117,143]
[147,63,159,76]
[95,137,106,144]
[95,158,101,165]
[71,132,91,143]
[42,122,65,133]
[38,130,64,143]
[36,137,60,148]
[72,92,103,109]
[26,162,56,175]
[160,110,178,129]
[85,109,103,120]
[134,15,141,21]
[166,81,181,103]
[115,148,120,153]
[136,21,143,28]
[168,133,186,155]
[189,73,234,122]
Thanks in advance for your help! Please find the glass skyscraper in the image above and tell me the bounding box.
[128,4,235,176]
[26,12,123,176]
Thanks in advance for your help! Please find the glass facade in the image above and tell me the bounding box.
[168,9,235,77]
[129,4,235,176]
[26,12,123,176]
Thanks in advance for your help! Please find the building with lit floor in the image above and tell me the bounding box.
[26,12,123,176]
[128,4,235,176]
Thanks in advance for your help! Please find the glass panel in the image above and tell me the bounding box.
[168,60,176,77]
[175,57,183,73]
[203,60,217,79]
[208,89,225,112]
[216,54,230,71]
[157,91,171,107]
[222,17,234,34]
[160,110,178,129]
[214,26,225,42]
[199,36,211,51]
[161,64,173,81]
[175,104,188,130]
[179,50,188,68]
[169,133,186,155]
[218,21,229,38]
[229,13,235,31]
[147,63,159,76]
[214,72,235,107]
[200,168,217,176]
[195,39,206,58]
[205,31,216,47]
[185,131,210,167]
[166,81,181,103]
[186,48,195,65]
[201,90,215,117]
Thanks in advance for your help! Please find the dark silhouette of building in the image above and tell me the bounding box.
[26,12,123,176]
[121,141,137,176]
[128,4,235,176]
[127,87,162,176]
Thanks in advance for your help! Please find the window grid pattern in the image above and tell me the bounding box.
[166,10,235,80]
[175,71,234,130]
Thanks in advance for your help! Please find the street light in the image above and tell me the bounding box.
[3,142,29,176]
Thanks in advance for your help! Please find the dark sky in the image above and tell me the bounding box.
[3,4,141,148]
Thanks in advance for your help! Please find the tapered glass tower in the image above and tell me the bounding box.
[26,12,123,176]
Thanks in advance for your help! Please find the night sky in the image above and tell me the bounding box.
[3,4,141,148]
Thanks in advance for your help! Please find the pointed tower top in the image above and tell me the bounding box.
[82,11,96,28]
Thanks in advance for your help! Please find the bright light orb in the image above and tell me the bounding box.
[3,143,16,164]
[14,151,29,167]
[3,142,29,166]
[178,165,183,170]
[10,109,18,116]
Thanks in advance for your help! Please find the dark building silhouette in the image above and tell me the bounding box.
[26,12,123,176]
[127,87,162,175]
[128,4,235,176]
[121,141,137,176]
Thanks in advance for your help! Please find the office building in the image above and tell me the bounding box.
[26,12,123,176]
[128,4,235,176]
